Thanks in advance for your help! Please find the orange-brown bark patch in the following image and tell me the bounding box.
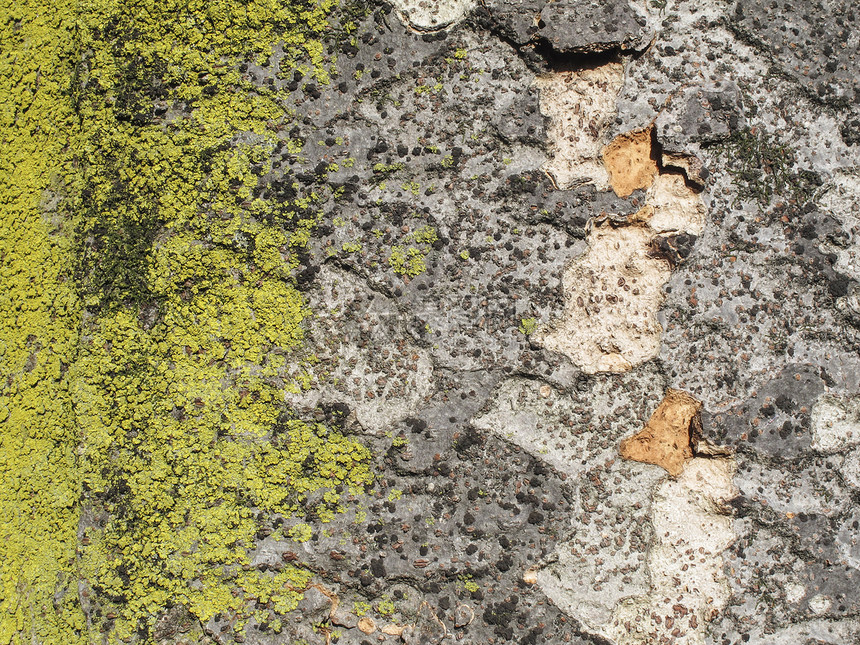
[619,389,702,475]
[602,127,659,197]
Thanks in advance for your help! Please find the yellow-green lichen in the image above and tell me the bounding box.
[74,296,371,638]
[410,225,438,245]
[70,0,374,638]
[353,601,371,617]
[0,1,86,642]
[288,523,315,543]
[2,0,374,642]
[388,245,427,278]
[376,596,396,617]
[518,317,538,335]
[401,180,421,195]
[386,226,437,279]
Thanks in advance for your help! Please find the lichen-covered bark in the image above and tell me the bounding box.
[2,1,373,642]
[4,0,860,643]
[0,2,85,641]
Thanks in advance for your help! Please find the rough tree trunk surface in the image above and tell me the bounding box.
[1,0,859,643]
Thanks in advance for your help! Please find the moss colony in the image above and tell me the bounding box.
[1,0,372,642]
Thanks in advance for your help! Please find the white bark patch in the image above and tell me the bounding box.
[535,64,624,190]
[819,171,860,282]
[535,460,662,637]
[533,87,705,373]
[471,378,665,636]
[811,393,860,453]
[839,450,860,488]
[645,173,706,235]
[471,376,652,476]
[523,451,738,644]
[286,266,434,434]
[836,509,860,570]
[535,224,670,374]
[736,618,860,644]
[390,0,476,31]
[605,458,738,645]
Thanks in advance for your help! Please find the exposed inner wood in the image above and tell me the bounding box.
[619,388,703,476]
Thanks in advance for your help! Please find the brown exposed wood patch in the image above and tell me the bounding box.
[358,617,376,634]
[619,388,702,475]
[381,624,405,636]
[602,126,659,197]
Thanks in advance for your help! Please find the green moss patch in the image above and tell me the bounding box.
[708,127,821,210]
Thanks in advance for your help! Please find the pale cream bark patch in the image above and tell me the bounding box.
[535,224,671,374]
[606,458,738,645]
[811,393,860,453]
[536,158,704,374]
[819,171,860,282]
[644,172,706,235]
[390,0,476,31]
[535,63,625,190]
[533,78,705,373]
